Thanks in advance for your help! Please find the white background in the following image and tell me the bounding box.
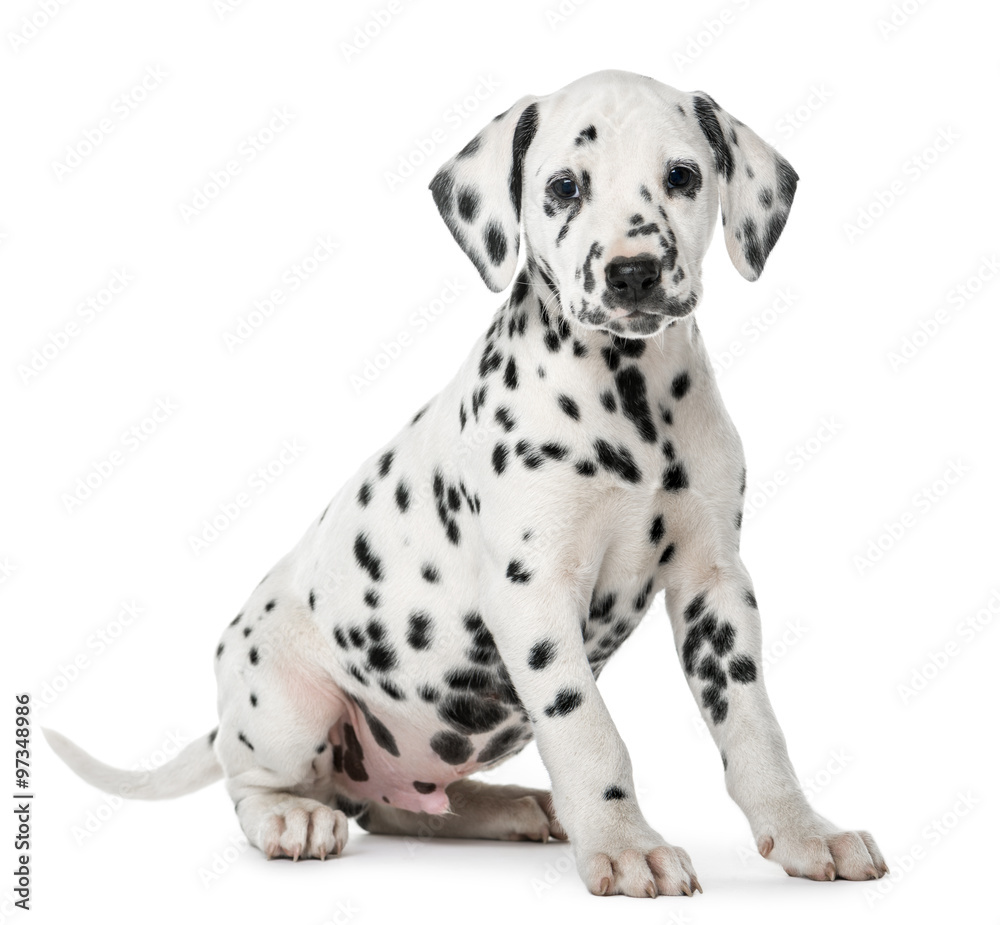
[3,0,998,922]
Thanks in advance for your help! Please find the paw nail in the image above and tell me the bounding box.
[758,835,774,858]
[691,875,703,894]
[599,877,611,895]
[680,881,692,897]
[646,882,657,898]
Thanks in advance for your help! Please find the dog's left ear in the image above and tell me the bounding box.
[429,95,540,292]
[690,93,798,281]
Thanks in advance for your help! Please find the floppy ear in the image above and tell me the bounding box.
[690,93,798,281]
[429,95,540,292]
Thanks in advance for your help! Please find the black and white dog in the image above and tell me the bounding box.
[47,70,886,897]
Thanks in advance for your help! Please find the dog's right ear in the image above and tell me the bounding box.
[429,95,539,293]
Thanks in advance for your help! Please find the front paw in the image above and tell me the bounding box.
[578,838,701,897]
[758,824,887,881]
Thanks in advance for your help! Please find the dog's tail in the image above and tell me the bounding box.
[43,726,223,800]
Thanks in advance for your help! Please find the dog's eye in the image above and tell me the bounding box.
[550,177,580,199]
[667,166,691,189]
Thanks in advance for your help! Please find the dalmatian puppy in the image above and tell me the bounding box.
[45,70,887,898]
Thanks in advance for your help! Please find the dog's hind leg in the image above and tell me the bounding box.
[215,591,352,861]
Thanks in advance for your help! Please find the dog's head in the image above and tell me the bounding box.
[429,70,797,339]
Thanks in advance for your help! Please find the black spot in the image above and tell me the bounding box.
[395,481,411,512]
[776,155,799,207]
[479,341,503,377]
[661,407,673,426]
[685,594,707,623]
[729,655,758,683]
[457,186,481,222]
[662,463,689,492]
[348,627,366,648]
[430,730,474,765]
[343,723,368,781]
[242,627,252,638]
[693,95,734,181]
[421,563,440,583]
[411,404,429,424]
[476,725,524,764]
[429,168,454,218]
[662,439,676,460]
[208,728,218,746]
[702,684,729,724]
[358,482,372,507]
[495,406,516,432]
[511,269,531,306]
[590,591,615,622]
[745,589,758,609]
[759,187,774,209]
[361,709,400,757]
[697,655,728,688]
[250,692,258,707]
[671,371,691,400]
[378,450,394,478]
[459,402,467,431]
[349,665,369,686]
[558,394,580,420]
[407,612,432,651]
[528,639,555,670]
[600,390,617,412]
[483,222,507,266]
[507,559,532,583]
[639,185,652,202]
[413,781,437,794]
[658,543,676,565]
[575,460,597,477]
[572,340,588,357]
[510,103,539,219]
[264,600,276,612]
[711,622,735,656]
[721,751,728,771]
[418,685,440,703]
[216,642,224,659]
[354,533,383,582]
[603,785,627,801]
[447,485,461,512]
[492,443,508,475]
[228,613,242,627]
[540,442,567,460]
[503,356,518,390]
[439,694,507,735]
[308,590,316,611]
[544,688,583,717]
[366,643,397,673]
[366,621,386,646]
[544,330,560,352]
[594,439,641,483]
[332,744,343,772]
[238,732,254,751]
[575,124,597,145]
[248,647,259,665]
[334,627,349,649]
[634,577,654,611]
[649,515,665,544]
[363,588,380,608]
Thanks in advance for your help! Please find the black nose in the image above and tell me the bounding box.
[605,257,661,301]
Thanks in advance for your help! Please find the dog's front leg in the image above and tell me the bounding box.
[661,551,887,881]
[480,558,699,897]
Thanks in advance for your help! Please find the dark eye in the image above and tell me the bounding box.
[550,177,580,199]
[667,166,691,189]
